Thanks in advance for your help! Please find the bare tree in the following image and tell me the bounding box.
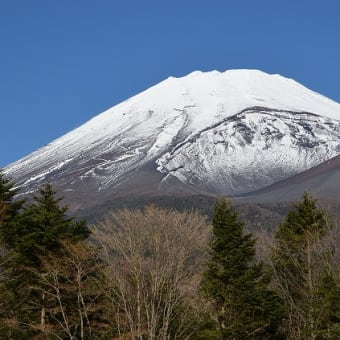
[93,206,210,339]
[31,240,109,339]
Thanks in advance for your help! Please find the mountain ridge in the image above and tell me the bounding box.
[5,69,340,213]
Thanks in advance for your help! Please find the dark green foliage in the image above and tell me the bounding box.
[170,302,220,340]
[0,171,26,337]
[201,198,284,339]
[273,193,329,306]
[0,170,21,206]
[273,192,335,339]
[0,182,92,337]
[274,192,329,252]
[0,170,24,243]
[13,183,89,265]
[314,271,340,339]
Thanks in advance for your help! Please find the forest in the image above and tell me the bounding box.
[1,170,340,339]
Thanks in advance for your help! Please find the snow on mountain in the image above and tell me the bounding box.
[5,69,340,202]
[157,108,340,194]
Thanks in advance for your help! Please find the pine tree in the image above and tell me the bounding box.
[0,170,24,245]
[0,171,27,338]
[13,182,89,265]
[0,170,20,204]
[1,183,91,337]
[272,192,335,339]
[201,198,283,339]
[314,271,340,339]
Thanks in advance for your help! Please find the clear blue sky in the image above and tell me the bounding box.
[1,0,340,167]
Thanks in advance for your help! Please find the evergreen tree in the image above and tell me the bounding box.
[13,182,89,265]
[0,171,26,338]
[1,183,91,337]
[0,170,20,205]
[314,271,340,339]
[0,170,24,245]
[201,198,283,339]
[272,192,337,339]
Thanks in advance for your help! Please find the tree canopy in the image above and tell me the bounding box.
[201,198,284,339]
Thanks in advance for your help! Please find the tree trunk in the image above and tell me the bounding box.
[306,234,316,340]
[41,291,46,330]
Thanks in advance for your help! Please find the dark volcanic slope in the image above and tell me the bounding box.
[238,154,340,202]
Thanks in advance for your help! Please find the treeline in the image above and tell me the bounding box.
[1,171,340,339]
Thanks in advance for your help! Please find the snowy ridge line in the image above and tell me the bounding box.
[157,106,334,160]
[156,107,340,194]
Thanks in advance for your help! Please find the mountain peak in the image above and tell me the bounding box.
[140,69,340,121]
[5,69,340,211]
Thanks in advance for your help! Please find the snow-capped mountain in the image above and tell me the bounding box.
[5,69,340,210]
[157,107,340,194]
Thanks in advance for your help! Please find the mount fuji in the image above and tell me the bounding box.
[5,69,340,214]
